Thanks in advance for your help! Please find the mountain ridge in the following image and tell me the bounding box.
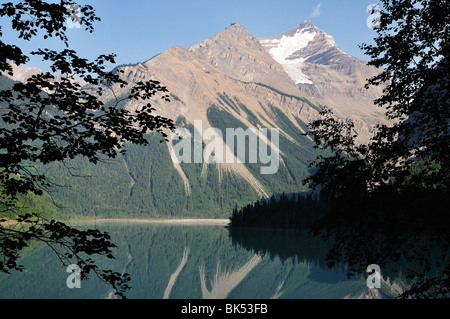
[258,20,388,142]
[2,20,388,217]
[188,22,305,98]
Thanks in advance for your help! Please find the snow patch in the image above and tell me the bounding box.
[325,34,336,47]
[280,57,312,84]
[269,29,316,61]
[266,29,316,84]
[259,39,280,44]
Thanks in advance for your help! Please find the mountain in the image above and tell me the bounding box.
[4,63,42,83]
[188,22,302,97]
[3,63,88,87]
[259,21,388,142]
[2,21,387,218]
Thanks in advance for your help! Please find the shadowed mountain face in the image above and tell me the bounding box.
[3,21,388,217]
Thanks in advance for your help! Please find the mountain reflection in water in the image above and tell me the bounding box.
[0,221,405,299]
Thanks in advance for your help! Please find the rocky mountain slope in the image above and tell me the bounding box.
[259,21,388,142]
[107,23,326,201]
[3,21,388,217]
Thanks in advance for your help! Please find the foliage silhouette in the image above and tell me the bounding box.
[303,0,449,298]
[0,0,175,298]
[227,192,329,230]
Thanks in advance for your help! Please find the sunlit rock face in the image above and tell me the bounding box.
[259,20,388,143]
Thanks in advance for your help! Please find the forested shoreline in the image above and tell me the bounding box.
[227,193,329,230]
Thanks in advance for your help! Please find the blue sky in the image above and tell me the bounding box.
[4,0,382,71]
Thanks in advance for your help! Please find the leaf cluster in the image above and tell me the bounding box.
[303,0,450,298]
[0,1,176,298]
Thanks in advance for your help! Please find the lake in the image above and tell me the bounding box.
[0,220,403,299]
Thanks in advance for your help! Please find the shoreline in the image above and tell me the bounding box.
[78,218,230,226]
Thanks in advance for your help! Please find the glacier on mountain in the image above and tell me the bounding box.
[260,28,316,84]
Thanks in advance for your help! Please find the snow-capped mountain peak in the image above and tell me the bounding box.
[258,20,387,143]
[260,24,317,84]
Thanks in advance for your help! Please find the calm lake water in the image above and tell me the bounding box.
[0,220,403,299]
